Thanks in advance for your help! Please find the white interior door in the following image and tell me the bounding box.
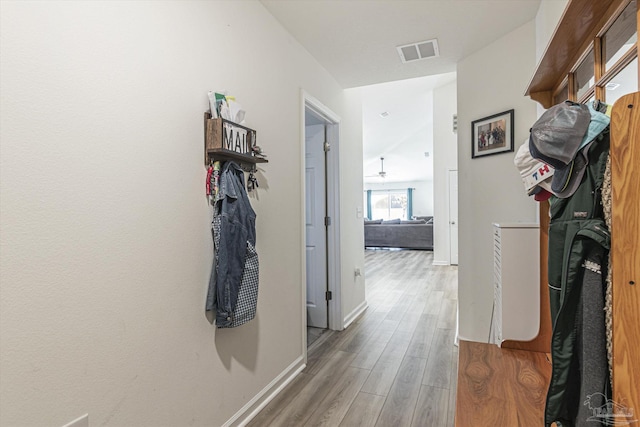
[449,170,459,265]
[305,123,328,328]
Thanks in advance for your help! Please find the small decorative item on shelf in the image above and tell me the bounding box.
[204,112,268,171]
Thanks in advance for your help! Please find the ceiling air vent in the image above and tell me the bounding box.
[397,39,439,63]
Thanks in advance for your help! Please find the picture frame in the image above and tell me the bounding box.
[471,109,514,158]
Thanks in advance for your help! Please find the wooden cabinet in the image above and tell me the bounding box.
[525,0,639,415]
[610,92,640,416]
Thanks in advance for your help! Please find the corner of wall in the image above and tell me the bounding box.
[433,81,458,265]
[456,19,538,342]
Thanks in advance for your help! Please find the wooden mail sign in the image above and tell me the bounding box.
[205,115,256,156]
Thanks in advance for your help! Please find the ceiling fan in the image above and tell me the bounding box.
[365,157,387,179]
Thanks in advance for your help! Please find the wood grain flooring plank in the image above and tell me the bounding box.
[269,351,357,427]
[384,294,413,322]
[422,290,445,315]
[405,314,437,359]
[350,320,399,370]
[395,311,423,337]
[362,332,410,396]
[360,353,410,396]
[422,328,456,389]
[430,268,446,292]
[369,285,406,315]
[337,314,391,354]
[251,250,458,427]
[338,326,379,355]
[509,350,551,425]
[375,356,427,427]
[455,341,518,427]
[447,346,459,427]
[404,280,433,315]
[360,357,406,396]
[338,392,386,427]
[303,367,371,427]
[455,340,550,427]
[307,310,384,375]
[411,385,449,427]
[305,330,347,375]
[443,267,459,301]
[437,297,457,329]
[246,372,314,427]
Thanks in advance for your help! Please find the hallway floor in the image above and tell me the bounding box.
[307,326,327,348]
[248,249,458,427]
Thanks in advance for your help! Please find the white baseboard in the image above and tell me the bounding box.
[343,300,368,329]
[224,355,306,427]
[456,334,492,345]
[432,260,450,266]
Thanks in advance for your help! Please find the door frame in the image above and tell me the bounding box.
[301,90,342,355]
[448,169,458,265]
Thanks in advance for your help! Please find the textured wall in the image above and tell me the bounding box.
[0,1,364,425]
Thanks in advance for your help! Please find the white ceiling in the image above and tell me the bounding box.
[361,72,456,183]
[262,0,542,184]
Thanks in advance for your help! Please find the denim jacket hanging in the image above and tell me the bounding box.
[206,161,259,328]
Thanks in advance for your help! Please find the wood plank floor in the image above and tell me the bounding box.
[455,340,552,427]
[248,249,458,427]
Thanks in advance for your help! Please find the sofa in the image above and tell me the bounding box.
[364,216,433,250]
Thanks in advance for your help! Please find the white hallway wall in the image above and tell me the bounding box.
[535,0,570,119]
[433,81,458,265]
[456,20,539,342]
[0,1,364,426]
[339,87,366,327]
[536,0,570,62]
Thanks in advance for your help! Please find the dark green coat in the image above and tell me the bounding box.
[545,130,610,427]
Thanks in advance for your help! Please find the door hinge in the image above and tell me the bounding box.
[325,291,333,301]
[324,216,331,226]
[323,141,331,152]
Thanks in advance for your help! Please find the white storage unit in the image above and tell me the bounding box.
[491,223,540,346]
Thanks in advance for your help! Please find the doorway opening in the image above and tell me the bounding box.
[303,92,342,351]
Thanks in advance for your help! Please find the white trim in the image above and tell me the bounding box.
[225,356,306,427]
[455,304,460,347]
[300,93,308,360]
[301,90,343,333]
[432,260,449,266]
[303,92,341,123]
[325,122,342,332]
[343,300,368,329]
[457,334,491,344]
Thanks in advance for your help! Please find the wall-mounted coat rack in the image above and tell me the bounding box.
[204,112,268,172]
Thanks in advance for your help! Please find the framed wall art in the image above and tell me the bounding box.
[471,109,514,158]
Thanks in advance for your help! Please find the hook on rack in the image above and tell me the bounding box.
[247,168,259,192]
